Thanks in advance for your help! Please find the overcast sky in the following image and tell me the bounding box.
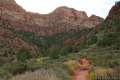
[15,0,119,18]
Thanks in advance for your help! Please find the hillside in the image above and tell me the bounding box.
[78,1,120,67]
[0,0,103,36]
[0,0,120,80]
[0,0,103,56]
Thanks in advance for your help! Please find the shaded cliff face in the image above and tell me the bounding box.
[106,1,120,20]
[0,0,103,36]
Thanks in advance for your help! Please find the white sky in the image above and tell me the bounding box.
[15,0,119,18]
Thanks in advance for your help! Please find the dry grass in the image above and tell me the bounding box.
[94,67,114,76]
[10,69,62,80]
[64,60,80,72]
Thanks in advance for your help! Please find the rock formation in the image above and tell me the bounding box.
[106,1,120,20]
[0,0,104,36]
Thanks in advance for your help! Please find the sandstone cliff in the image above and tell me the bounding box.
[106,1,120,20]
[0,0,104,36]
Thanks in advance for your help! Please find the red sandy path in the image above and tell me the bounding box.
[74,69,89,80]
[74,70,88,80]
[73,58,91,80]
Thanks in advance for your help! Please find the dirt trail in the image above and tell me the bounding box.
[74,58,91,80]
[74,69,89,80]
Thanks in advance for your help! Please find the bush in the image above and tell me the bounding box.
[49,50,60,59]
[63,60,79,75]
[59,46,73,56]
[97,33,117,47]
[17,49,32,62]
[87,35,98,45]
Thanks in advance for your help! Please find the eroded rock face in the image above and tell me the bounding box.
[0,27,39,54]
[0,0,104,36]
[106,1,120,20]
[51,6,88,23]
[82,15,104,28]
[0,0,25,12]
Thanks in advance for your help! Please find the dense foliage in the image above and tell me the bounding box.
[0,2,120,80]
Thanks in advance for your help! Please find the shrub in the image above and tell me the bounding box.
[49,50,60,59]
[97,33,117,47]
[59,46,73,56]
[87,35,98,45]
[17,49,32,62]
[63,60,80,75]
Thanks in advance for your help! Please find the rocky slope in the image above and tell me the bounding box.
[0,0,103,36]
[0,1,120,79]
[80,1,120,67]
[0,20,39,57]
[106,1,120,20]
[0,0,104,56]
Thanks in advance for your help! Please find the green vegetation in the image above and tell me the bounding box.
[87,35,98,45]
[98,33,118,46]
[0,3,120,80]
[17,49,32,62]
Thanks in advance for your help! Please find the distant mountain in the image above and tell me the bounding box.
[1,0,120,66]
[0,0,103,36]
[0,0,120,78]
[0,0,103,56]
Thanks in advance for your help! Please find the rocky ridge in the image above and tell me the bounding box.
[0,0,103,36]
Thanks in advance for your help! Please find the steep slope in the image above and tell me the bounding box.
[0,0,103,36]
[0,20,39,64]
[79,1,120,67]
[97,1,120,48]
[0,1,119,79]
[0,0,103,57]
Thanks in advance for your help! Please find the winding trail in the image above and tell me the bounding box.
[74,58,91,80]
[74,69,89,80]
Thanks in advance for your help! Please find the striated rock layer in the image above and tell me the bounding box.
[0,0,104,36]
